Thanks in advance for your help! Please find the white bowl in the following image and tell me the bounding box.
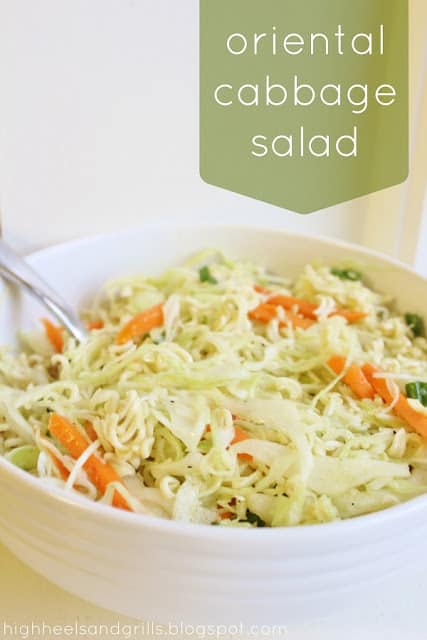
[0,223,427,625]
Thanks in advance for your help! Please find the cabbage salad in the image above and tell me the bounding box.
[1,250,427,527]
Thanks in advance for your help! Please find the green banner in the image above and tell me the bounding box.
[200,0,408,213]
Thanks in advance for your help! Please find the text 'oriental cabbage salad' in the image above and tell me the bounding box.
[1,250,427,527]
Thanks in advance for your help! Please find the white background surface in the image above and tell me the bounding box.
[0,1,426,637]
[0,0,425,261]
[0,0,361,254]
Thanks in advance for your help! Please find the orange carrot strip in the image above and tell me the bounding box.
[249,304,315,330]
[84,420,98,442]
[231,426,254,461]
[49,451,100,488]
[49,449,105,489]
[249,304,277,323]
[207,424,254,461]
[115,304,164,345]
[48,414,132,511]
[49,452,70,481]
[254,284,271,295]
[49,450,115,493]
[267,295,318,319]
[362,364,397,404]
[283,313,316,330]
[393,398,427,439]
[87,320,104,330]
[267,295,367,325]
[332,309,367,324]
[238,452,254,462]
[363,364,427,439]
[42,318,64,353]
[206,425,253,459]
[231,426,251,444]
[328,355,375,399]
[207,424,250,443]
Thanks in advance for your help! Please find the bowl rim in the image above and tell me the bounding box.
[2,221,427,542]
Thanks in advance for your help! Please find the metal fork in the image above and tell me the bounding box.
[0,235,86,343]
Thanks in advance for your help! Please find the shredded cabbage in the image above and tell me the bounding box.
[0,250,427,527]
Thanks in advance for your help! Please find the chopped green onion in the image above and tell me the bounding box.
[406,381,427,407]
[198,439,210,454]
[6,445,40,471]
[331,268,362,282]
[405,313,425,337]
[199,266,218,285]
[243,509,266,527]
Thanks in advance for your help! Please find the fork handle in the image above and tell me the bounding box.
[0,238,86,343]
